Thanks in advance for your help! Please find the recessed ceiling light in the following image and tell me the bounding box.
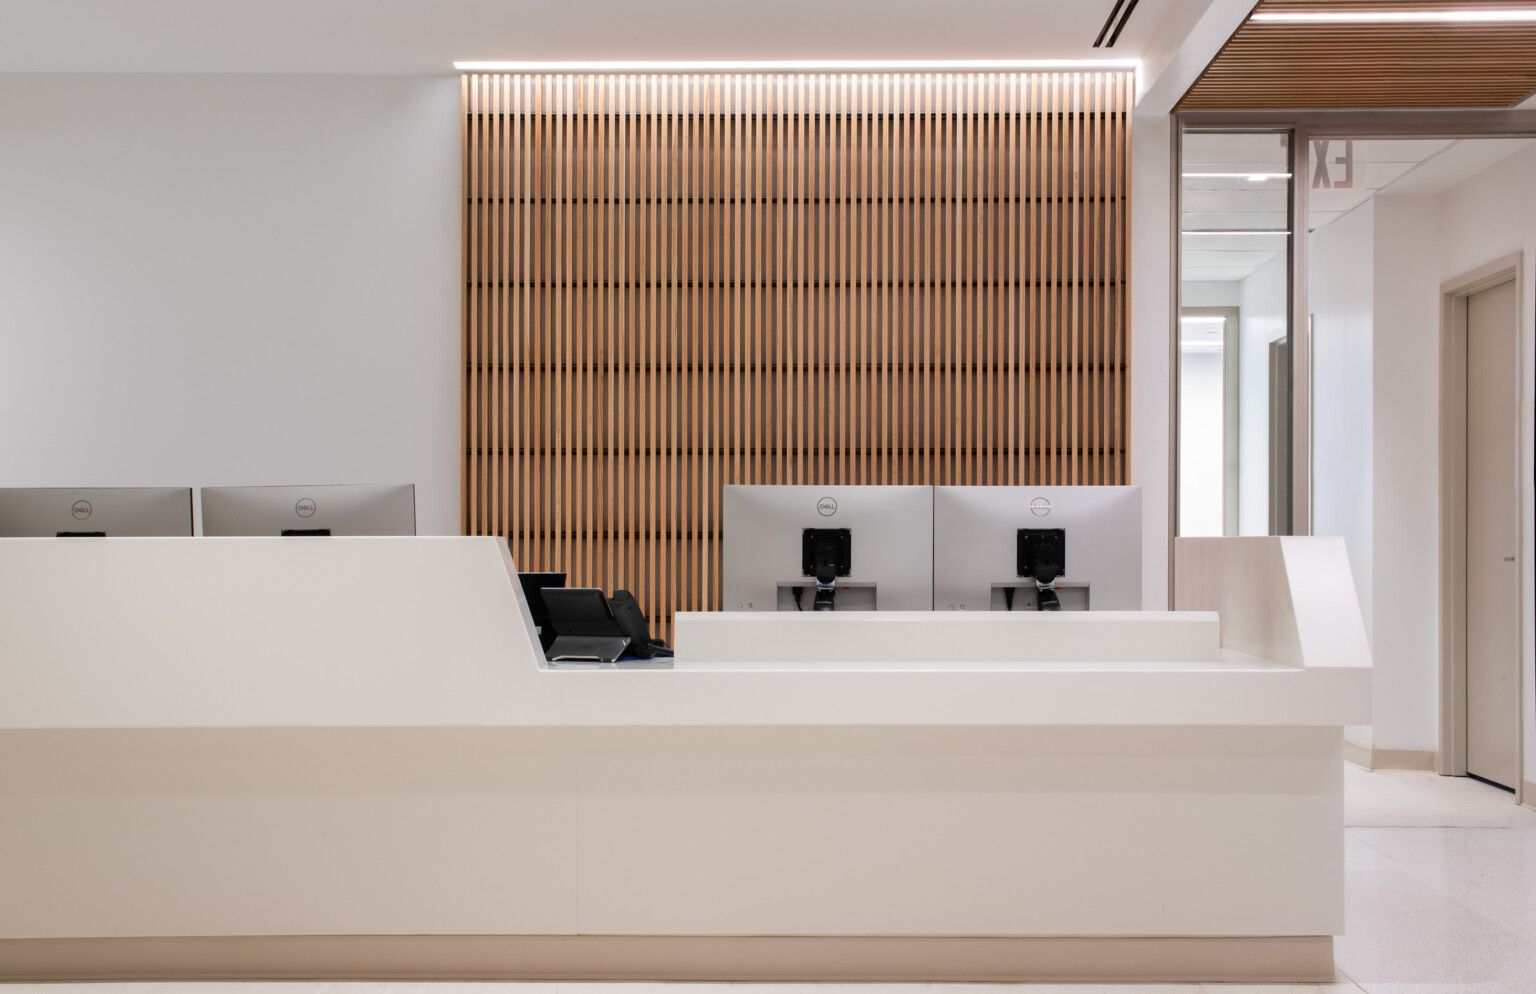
[1251,9,1536,23]
[1180,230,1291,236]
[454,59,1141,72]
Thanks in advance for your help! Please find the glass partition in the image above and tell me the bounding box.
[1177,130,1294,536]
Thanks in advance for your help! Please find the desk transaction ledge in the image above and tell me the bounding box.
[0,535,1369,730]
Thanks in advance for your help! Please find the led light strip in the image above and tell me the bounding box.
[454,59,1140,72]
[1180,230,1291,236]
[1182,172,1292,180]
[1252,9,1536,23]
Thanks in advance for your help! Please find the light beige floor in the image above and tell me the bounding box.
[4,766,1531,993]
[1344,763,1536,828]
[1334,765,1536,993]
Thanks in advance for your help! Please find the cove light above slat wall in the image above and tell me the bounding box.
[462,71,1133,640]
[454,60,1140,72]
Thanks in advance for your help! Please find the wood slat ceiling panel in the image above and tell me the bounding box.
[463,72,1132,639]
[1180,0,1536,110]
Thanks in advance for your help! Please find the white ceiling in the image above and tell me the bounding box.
[1180,131,1291,283]
[1377,138,1535,197]
[1181,135,1536,286]
[1306,138,1455,230]
[0,0,1201,75]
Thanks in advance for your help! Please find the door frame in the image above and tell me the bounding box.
[1438,252,1525,804]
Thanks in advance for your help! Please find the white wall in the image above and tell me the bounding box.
[0,74,462,534]
[1308,202,1377,752]
[1369,197,1441,754]
[1184,281,1241,308]
[1131,113,1173,608]
[1303,143,1536,769]
[1309,201,1375,638]
[1177,348,1225,536]
[1237,252,1288,535]
[1434,143,1536,778]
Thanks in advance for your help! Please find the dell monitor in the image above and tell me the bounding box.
[932,486,1141,611]
[722,485,933,612]
[200,484,416,536]
[0,487,193,537]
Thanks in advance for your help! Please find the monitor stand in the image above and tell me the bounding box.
[991,583,1090,611]
[546,635,631,663]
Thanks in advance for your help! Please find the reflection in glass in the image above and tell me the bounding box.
[1178,131,1292,536]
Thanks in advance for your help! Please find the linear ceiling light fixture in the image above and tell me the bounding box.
[1180,230,1292,236]
[1182,172,1292,180]
[1251,9,1536,23]
[454,59,1140,72]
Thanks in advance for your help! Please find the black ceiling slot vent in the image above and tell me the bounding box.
[1093,0,1142,48]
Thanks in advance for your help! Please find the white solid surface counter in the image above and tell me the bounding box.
[0,534,1372,983]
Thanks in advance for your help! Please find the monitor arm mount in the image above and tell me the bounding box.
[802,528,852,612]
[1017,528,1066,612]
[813,561,838,611]
[1033,569,1061,612]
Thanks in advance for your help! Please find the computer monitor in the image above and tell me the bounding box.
[932,486,1141,611]
[200,484,416,536]
[927,485,1136,611]
[0,487,193,537]
[722,485,933,612]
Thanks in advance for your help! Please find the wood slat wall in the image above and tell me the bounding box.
[1179,0,1536,110]
[462,71,1133,639]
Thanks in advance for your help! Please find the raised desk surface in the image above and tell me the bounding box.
[0,535,1369,730]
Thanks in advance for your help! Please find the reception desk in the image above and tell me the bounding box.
[0,535,1370,982]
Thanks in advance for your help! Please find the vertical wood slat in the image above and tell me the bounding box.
[463,71,1131,641]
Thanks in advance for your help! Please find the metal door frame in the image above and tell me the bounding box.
[1440,255,1526,804]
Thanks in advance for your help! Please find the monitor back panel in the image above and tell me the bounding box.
[0,487,193,537]
[722,485,933,611]
[932,486,1142,611]
[200,484,416,537]
[541,588,624,639]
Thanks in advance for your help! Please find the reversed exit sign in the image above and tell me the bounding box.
[1311,140,1354,189]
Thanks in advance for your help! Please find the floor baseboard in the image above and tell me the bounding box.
[1342,738,1371,769]
[0,934,1335,983]
[1346,745,1438,772]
